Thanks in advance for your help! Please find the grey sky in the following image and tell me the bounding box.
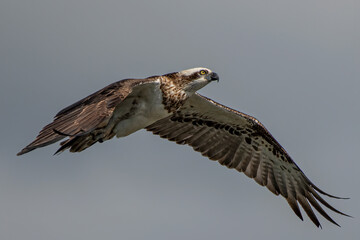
[1,0,359,239]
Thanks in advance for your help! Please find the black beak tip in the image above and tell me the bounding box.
[211,72,219,82]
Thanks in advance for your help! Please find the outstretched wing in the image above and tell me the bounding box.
[17,78,158,155]
[146,93,349,227]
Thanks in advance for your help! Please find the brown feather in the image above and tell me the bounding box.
[146,93,348,227]
[17,78,157,155]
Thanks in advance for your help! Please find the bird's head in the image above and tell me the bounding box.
[164,67,219,95]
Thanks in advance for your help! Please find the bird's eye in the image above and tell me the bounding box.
[200,70,207,75]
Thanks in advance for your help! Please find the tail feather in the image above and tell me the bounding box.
[54,135,98,154]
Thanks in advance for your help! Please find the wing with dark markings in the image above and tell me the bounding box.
[17,78,157,155]
[146,93,349,227]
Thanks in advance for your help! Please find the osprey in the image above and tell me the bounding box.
[18,67,349,227]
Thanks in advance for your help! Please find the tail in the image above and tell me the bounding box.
[53,134,99,155]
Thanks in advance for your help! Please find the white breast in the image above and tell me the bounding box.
[113,80,171,138]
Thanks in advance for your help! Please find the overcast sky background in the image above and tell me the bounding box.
[1,0,359,239]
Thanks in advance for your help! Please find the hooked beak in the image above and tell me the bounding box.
[208,72,219,82]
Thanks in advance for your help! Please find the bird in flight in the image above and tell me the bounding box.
[18,67,349,227]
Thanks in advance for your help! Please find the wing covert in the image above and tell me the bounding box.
[17,78,157,155]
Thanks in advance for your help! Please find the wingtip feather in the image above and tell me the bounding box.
[16,149,27,156]
[17,146,35,156]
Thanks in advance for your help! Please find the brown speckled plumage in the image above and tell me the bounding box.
[159,75,188,112]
